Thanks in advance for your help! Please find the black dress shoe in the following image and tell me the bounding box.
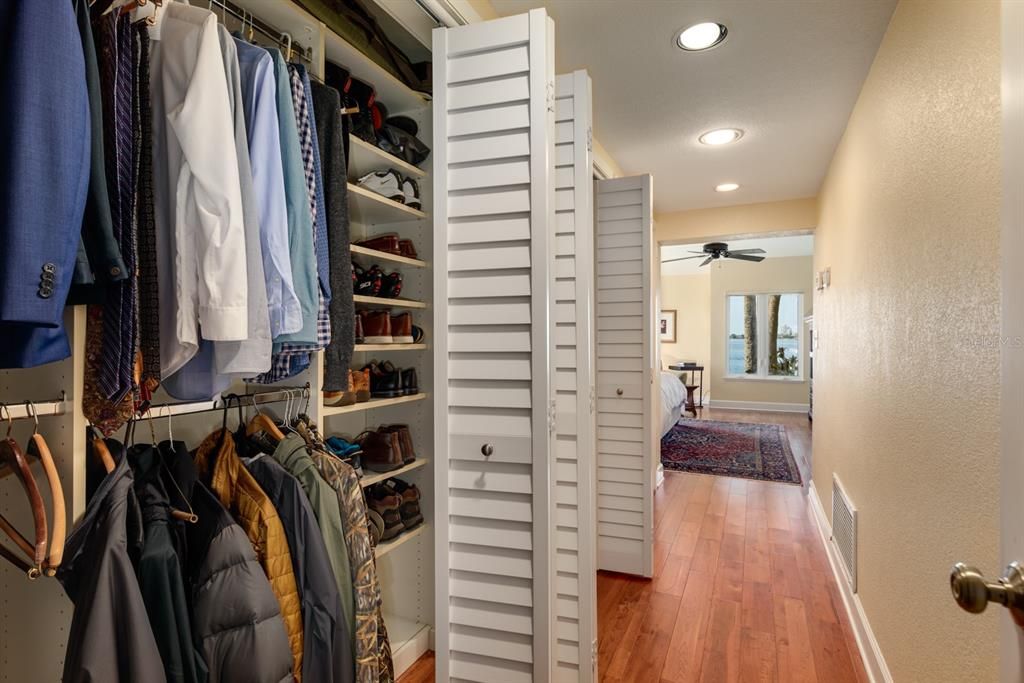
[401,367,418,395]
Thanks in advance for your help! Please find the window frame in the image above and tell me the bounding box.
[724,291,805,382]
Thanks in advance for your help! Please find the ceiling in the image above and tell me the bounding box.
[488,0,897,213]
[660,234,814,276]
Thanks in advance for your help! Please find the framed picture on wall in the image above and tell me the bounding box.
[659,309,677,343]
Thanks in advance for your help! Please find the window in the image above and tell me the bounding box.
[726,293,803,379]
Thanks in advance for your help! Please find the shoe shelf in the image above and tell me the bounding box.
[322,392,427,416]
[348,183,426,224]
[323,29,430,117]
[353,343,427,352]
[360,458,428,488]
[375,523,428,559]
[350,244,427,268]
[348,136,427,182]
[352,294,427,309]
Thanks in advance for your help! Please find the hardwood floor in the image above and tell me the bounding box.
[398,409,864,683]
[598,408,867,683]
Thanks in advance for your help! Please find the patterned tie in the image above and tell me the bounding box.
[135,23,160,391]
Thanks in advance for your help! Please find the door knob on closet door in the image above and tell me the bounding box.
[616,388,623,396]
[950,562,1024,626]
[481,444,494,457]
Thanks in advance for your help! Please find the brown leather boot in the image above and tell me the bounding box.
[353,368,371,403]
[384,424,415,463]
[355,313,365,344]
[390,312,413,344]
[323,369,357,406]
[359,310,392,343]
[358,429,404,472]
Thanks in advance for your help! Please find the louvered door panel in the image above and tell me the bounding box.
[549,70,597,683]
[434,10,555,682]
[595,175,655,577]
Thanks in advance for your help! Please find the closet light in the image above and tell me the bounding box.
[699,128,743,146]
[715,183,740,192]
[676,22,728,51]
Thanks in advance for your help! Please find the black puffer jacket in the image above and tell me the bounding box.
[159,441,294,683]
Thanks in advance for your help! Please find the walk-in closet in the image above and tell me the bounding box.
[0,2,663,681]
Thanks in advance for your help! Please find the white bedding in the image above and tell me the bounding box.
[660,371,685,437]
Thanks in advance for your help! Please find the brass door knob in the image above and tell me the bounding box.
[951,562,1024,626]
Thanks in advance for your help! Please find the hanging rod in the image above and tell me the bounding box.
[207,0,314,64]
[141,383,311,419]
[0,393,69,421]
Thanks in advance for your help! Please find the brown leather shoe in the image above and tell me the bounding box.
[398,239,418,259]
[384,424,415,463]
[353,368,371,403]
[359,310,392,343]
[357,233,400,254]
[323,370,357,406]
[358,430,404,472]
[390,312,413,344]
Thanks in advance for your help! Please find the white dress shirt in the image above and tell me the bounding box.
[151,3,248,377]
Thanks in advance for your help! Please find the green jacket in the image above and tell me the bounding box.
[272,434,355,638]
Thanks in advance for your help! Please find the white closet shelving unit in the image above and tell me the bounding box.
[0,0,436,679]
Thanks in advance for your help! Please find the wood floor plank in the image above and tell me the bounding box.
[697,598,742,683]
[775,596,818,683]
[739,628,778,683]
[624,591,684,683]
[660,570,715,682]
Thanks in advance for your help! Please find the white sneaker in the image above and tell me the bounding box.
[357,170,405,203]
[402,176,421,209]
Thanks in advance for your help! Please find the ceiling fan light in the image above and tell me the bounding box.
[699,128,743,146]
[715,182,740,192]
[676,22,728,51]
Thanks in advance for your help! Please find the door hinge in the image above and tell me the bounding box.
[549,398,557,434]
[547,80,556,113]
[587,126,593,153]
[589,385,596,415]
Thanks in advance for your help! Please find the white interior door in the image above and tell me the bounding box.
[1001,0,1024,679]
[432,10,556,682]
[552,70,597,682]
[594,175,655,577]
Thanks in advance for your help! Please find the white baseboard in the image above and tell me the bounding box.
[807,481,893,683]
[655,462,665,489]
[708,399,810,413]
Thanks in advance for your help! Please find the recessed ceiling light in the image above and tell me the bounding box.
[676,22,728,51]
[699,128,744,146]
[715,183,740,192]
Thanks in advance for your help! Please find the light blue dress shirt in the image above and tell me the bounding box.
[265,47,318,346]
[234,38,303,339]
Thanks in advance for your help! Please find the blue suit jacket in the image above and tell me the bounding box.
[0,1,91,367]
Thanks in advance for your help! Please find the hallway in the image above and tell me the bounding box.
[598,410,867,682]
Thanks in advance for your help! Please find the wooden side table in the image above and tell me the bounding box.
[668,363,704,413]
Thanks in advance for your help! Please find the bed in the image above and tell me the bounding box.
[660,371,686,437]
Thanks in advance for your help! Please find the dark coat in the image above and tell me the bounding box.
[159,441,295,683]
[129,444,204,683]
[245,454,354,683]
[57,439,167,683]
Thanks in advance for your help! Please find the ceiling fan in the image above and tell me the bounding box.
[662,241,766,267]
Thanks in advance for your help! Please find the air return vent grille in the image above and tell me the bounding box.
[831,475,858,592]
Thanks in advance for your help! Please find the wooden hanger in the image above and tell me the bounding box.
[0,407,46,578]
[22,403,65,576]
[89,427,116,474]
[245,394,285,443]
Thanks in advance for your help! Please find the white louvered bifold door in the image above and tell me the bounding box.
[595,175,655,577]
[433,10,556,682]
[551,70,597,683]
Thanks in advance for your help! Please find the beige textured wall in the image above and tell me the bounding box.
[813,1,1001,680]
[708,256,813,406]
[660,273,711,401]
[655,197,817,246]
